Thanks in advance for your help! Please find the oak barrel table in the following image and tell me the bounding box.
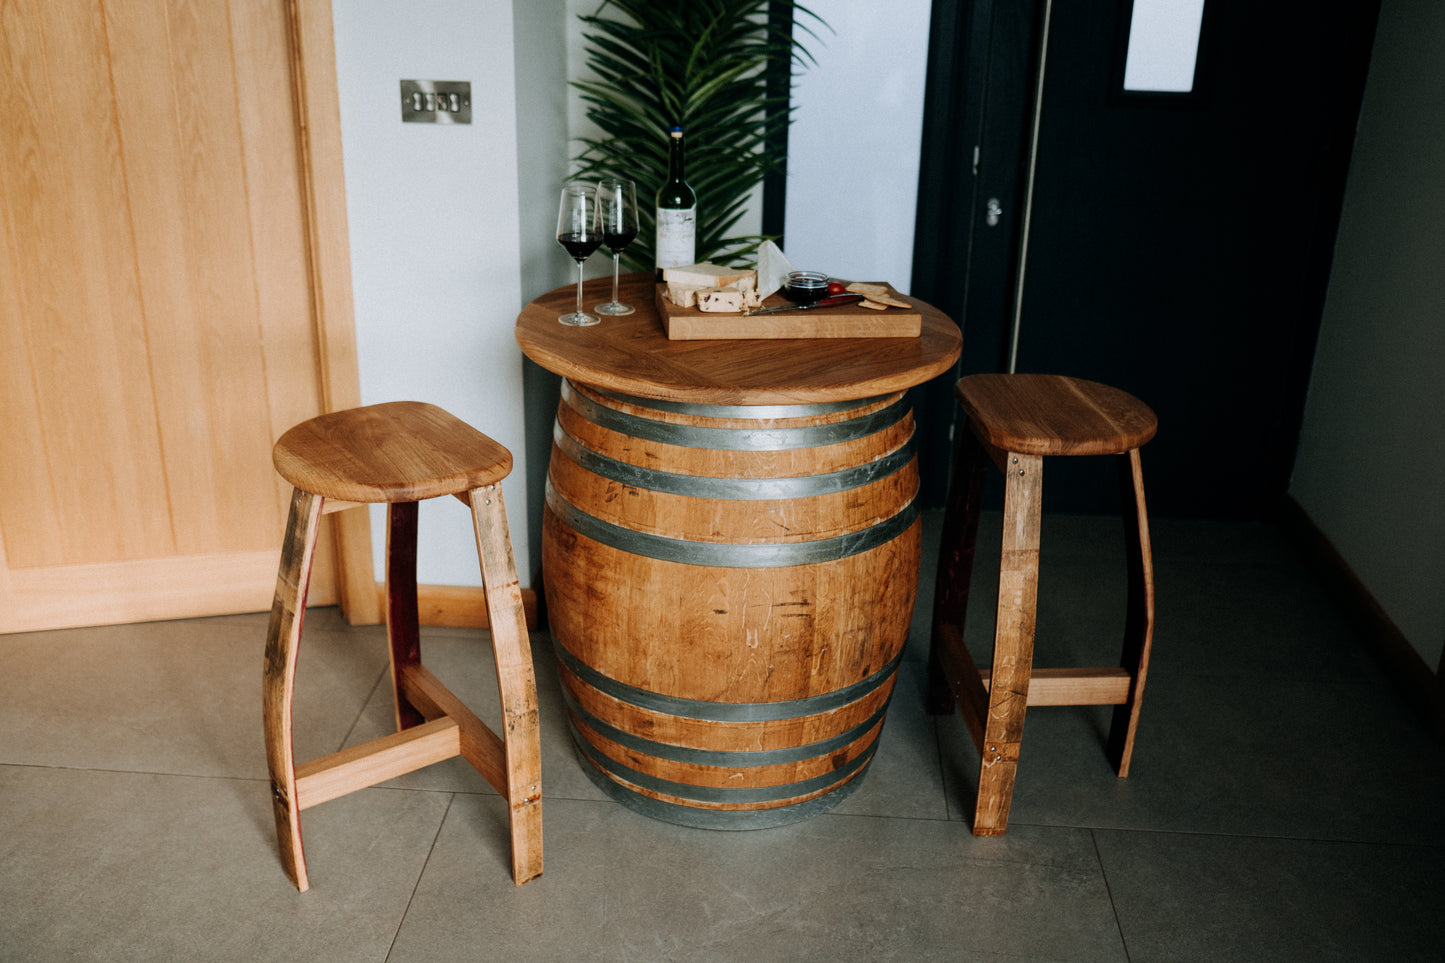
[516,273,961,828]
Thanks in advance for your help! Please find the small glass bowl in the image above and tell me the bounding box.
[781,270,829,305]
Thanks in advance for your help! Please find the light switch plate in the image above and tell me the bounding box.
[400,80,472,124]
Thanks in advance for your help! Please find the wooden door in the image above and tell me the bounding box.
[0,0,374,632]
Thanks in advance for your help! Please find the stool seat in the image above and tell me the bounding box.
[957,374,1157,456]
[272,401,512,503]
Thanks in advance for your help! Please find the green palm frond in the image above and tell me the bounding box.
[571,0,827,270]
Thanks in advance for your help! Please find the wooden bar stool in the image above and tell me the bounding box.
[927,374,1157,835]
[263,401,542,890]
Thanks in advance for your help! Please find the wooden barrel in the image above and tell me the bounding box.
[542,380,920,828]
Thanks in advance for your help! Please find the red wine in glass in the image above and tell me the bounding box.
[603,227,638,255]
[555,183,601,326]
[559,232,604,261]
[595,178,638,316]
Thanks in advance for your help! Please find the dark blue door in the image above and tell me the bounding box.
[912,0,1381,518]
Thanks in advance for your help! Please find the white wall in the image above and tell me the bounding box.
[515,2,575,304]
[1290,0,1445,672]
[784,0,932,294]
[332,0,531,587]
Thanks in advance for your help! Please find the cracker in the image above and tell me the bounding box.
[846,282,909,309]
[873,295,911,309]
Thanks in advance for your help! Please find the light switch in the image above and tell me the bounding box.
[400,80,472,124]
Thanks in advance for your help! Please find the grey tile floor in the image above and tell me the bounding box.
[3,510,1443,961]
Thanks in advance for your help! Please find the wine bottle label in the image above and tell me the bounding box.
[655,206,696,269]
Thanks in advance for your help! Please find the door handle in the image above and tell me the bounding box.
[986,198,1002,226]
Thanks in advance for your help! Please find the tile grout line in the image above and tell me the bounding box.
[339,663,395,752]
[928,713,959,823]
[386,792,456,963]
[1090,828,1134,963]
[1013,818,1445,854]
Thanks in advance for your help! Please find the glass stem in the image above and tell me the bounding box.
[575,260,585,316]
[611,253,621,305]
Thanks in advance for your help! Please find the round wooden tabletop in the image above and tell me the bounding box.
[515,272,961,405]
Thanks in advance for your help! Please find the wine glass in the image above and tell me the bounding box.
[555,183,603,326]
[594,177,638,316]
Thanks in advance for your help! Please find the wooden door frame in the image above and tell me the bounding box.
[909,0,1039,509]
[287,0,378,624]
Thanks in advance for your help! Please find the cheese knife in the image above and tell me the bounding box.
[742,293,864,316]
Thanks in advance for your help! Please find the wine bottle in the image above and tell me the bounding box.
[654,125,697,277]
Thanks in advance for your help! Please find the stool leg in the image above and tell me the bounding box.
[468,484,543,884]
[1107,447,1155,776]
[927,425,990,715]
[385,501,426,731]
[262,487,324,892]
[975,451,1043,836]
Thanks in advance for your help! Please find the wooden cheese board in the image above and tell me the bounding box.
[657,283,922,341]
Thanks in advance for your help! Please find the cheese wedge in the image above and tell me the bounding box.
[666,283,705,308]
[697,290,745,313]
[663,262,752,289]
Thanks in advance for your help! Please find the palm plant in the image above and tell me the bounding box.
[570,0,826,270]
